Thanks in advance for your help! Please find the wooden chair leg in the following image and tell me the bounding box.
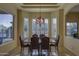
[48,46,51,56]
[30,49,32,56]
[48,50,50,56]
[30,47,32,56]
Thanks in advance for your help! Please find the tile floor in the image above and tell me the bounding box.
[3,46,71,56]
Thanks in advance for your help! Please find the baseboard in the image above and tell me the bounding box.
[64,47,76,56]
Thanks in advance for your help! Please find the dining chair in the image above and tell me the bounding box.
[50,35,60,55]
[41,37,50,56]
[19,36,30,55]
[30,36,39,56]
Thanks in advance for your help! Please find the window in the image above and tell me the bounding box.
[66,22,77,36]
[44,18,48,36]
[51,17,57,38]
[23,17,29,39]
[32,18,38,35]
[0,14,13,44]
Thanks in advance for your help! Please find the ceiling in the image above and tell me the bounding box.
[17,3,64,12]
[69,4,79,12]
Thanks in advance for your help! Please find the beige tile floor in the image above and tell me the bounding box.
[0,47,70,56]
[1,46,71,56]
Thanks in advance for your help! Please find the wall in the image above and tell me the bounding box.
[0,4,18,53]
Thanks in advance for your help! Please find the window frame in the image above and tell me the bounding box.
[0,13,14,44]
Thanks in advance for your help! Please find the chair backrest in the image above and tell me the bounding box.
[40,34,45,39]
[30,37,39,49]
[32,34,38,38]
[19,36,24,47]
[41,37,49,50]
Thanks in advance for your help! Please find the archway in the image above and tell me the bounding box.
[64,4,79,55]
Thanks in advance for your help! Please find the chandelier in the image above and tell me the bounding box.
[36,16,44,24]
[35,4,45,24]
[34,4,46,35]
